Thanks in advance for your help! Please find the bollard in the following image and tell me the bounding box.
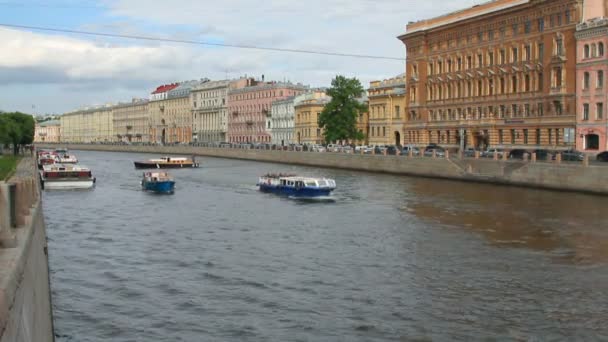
[502,152,508,161]
[531,153,536,162]
[409,149,413,158]
[383,149,387,156]
[432,150,437,158]
[493,151,498,160]
[583,154,589,167]
[555,153,562,164]
[445,150,449,159]
[523,153,529,162]
[8,183,17,228]
[474,151,480,159]
[396,149,401,156]
[360,149,364,155]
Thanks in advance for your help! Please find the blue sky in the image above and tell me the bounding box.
[0,0,483,114]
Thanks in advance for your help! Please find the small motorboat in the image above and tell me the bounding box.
[134,156,199,169]
[257,173,336,198]
[40,164,96,190]
[141,171,175,194]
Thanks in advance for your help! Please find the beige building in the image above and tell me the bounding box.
[294,91,330,145]
[34,120,61,143]
[149,80,208,144]
[112,99,149,143]
[191,79,231,143]
[61,105,114,143]
[367,74,407,146]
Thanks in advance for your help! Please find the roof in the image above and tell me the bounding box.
[151,83,179,94]
[38,120,61,127]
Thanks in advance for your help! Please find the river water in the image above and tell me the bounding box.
[42,150,608,341]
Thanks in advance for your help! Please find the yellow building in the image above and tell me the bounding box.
[34,120,61,143]
[60,105,114,143]
[294,91,330,144]
[367,74,407,146]
[113,99,149,143]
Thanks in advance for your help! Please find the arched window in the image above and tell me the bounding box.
[599,42,605,57]
[584,72,590,89]
[592,44,597,57]
[584,44,590,59]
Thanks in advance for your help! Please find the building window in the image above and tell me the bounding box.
[512,104,518,117]
[565,10,571,23]
[512,24,518,36]
[538,43,544,60]
[512,47,518,62]
[583,104,589,120]
[554,101,563,115]
[488,30,494,40]
[535,129,541,145]
[538,72,544,91]
[523,129,528,144]
[556,37,564,56]
[584,44,590,58]
[498,129,503,144]
[598,70,604,88]
[477,54,483,67]
[524,104,530,117]
[548,129,552,144]
[600,42,605,57]
[525,21,531,34]
[511,129,516,144]
[512,76,518,93]
[395,106,400,118]
[467,56,472,69]
[500,49,506,64]
[525,74,531,92]
[538,103,544,116]
[488,52,494,66]
[478,31,483,42]
[500,105,506,118]
[538,18,545,32]
[584,72,590,89]
[592,44,598,57]
[597,103,604,119]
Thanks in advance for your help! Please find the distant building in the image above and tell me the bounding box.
[190,79,231,143]
[112,99,149,143]
[269,96,296,145]
[575,1,608,152]
[61,105,114,143]
[227,77,307,143]
[149,79,209,144]
[367,74,407,146]
[294,90,331,145]
[34,120,61,143]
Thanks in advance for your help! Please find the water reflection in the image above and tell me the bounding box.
[405,178,608,264]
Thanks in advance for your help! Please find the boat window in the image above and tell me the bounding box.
[305,181,317,187]
[317,180,327,186]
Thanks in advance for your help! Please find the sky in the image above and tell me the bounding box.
[0,0,484,114]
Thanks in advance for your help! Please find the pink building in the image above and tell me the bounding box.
[576,1,608,152]
[34,120,61,142]
[227,78,307,143]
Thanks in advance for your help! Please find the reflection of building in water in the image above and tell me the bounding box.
[404,178,608,264]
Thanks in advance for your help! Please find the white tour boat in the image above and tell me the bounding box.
[40,164,96,190]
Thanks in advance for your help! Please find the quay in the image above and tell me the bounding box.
[0,157,54,342]
[38,143,608,196]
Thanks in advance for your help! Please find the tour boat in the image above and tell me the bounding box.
[40,164,96,190]
[257,173,336,198]
[56,153,78,164]
[141,171,175,194]
[133,156,199,169]
[37,151,57,169]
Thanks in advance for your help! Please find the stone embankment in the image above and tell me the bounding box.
[41,143,608,195]
[0,157,54,342]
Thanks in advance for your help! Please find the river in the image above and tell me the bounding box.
[42,150,608,341]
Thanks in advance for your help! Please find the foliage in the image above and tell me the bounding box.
[0,112,35,155]
[318,75,367,144]
[0,156,19,180]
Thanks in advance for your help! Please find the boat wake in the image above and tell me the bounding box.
[288,195,336,203]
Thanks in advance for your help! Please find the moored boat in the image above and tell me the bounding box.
[141,171,175,194]
[134,156,199,169]
[257,173,336,198]
[37,151,57,169]
[56,153,78,164]
[40,164,96,190]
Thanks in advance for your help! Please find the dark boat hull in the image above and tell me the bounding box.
[142,180,175,193]
[134,161,199,169]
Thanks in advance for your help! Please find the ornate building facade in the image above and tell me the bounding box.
[191,79,231,143]
[367,74,407,146]
[269,96,296,146]
[575,1,608,152]
[112,99,149,143]
[227,78,307,143]
[294,91,330,145]
[399,0,582,150]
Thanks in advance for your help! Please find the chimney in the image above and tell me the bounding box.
[262,74,265,82]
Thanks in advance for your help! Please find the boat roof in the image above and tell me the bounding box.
[265,176,333,182]
[43,164,90,171]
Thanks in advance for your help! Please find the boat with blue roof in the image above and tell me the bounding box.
[257,173,336,198]
[141,171,175,194]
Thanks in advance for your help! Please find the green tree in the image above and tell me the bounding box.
[0,112,35,155]
[318,75,367,144]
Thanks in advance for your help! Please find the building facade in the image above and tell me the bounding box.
[294,91,331,145]
[575,1,608,152]
[191,80,231,143]
[227,78,307,143]
[34,120,61,143]
[399,0,582,150]
[149,80,208,144]
[269,96,296,145]
[112,99,149,143]
[367,74,407,146]
[61,105,114,142]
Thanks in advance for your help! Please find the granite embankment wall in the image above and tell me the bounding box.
[41,143,608,195]
[0,157,54,342]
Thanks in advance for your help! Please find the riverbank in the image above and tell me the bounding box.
[38,143,608,195]
[0,157,54,342]
[0,157,18,181]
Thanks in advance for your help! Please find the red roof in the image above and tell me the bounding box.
[151,83,179,94]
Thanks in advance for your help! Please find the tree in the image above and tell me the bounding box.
[318,75,367,144]
[0,112,35,155]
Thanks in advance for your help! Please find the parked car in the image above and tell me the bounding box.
[424,147,445,157]
[401,146,420,156]
[561,149,584,161]
[508,149,528,159]
[355,145,368,153]
[386,145,399,155]
[310,144,326,152]
[463,148,477,157]
[482,148,506,158]
[532,149,551,161]
[597,151,608,162]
